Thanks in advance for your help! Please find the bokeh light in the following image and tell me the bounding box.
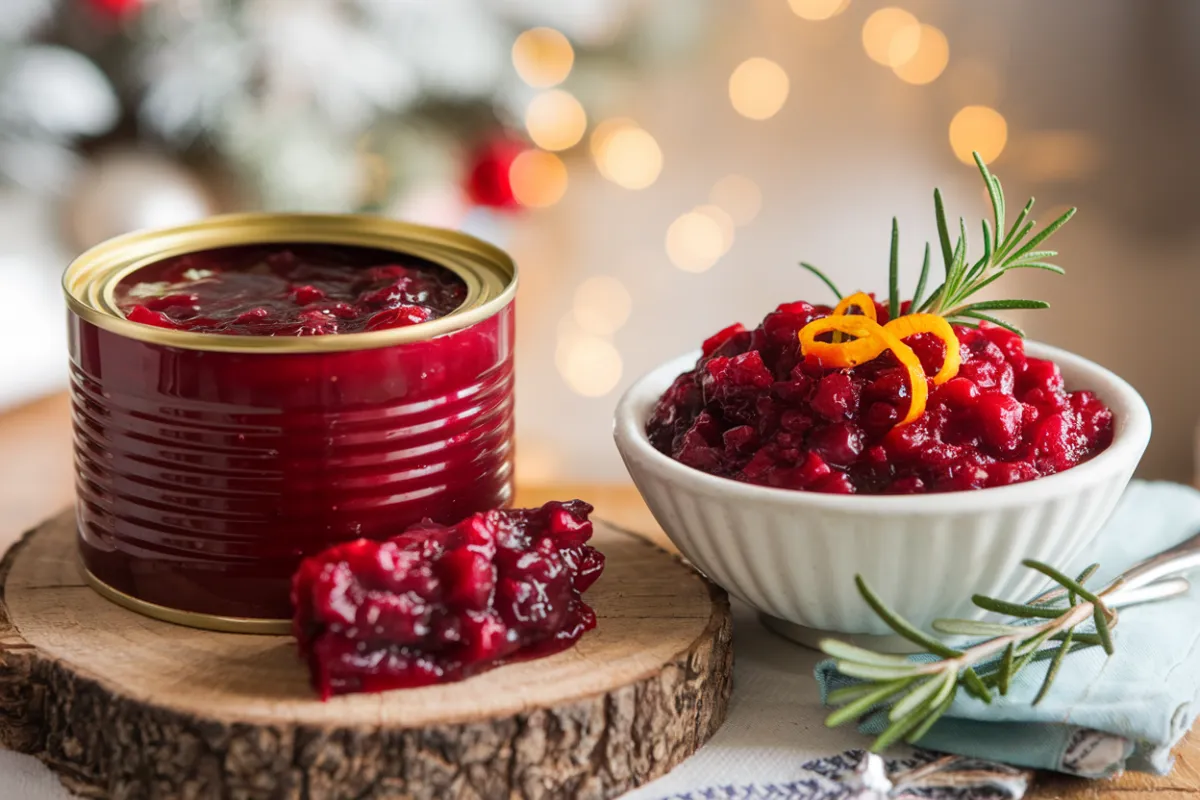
[694,204,736,254]
[556,332,623,397]
[788,0,851,21]
[573,275,632,336]
[593,122,663,190]
[525,90,587,151]
[709,174,762,226]
[862,8,920,67]
[511,28,575,88]
[509,149,568,208]
[949,105,1008,164]
[666,211,726,273]
[892,24,949,85]
[729,58,790,121]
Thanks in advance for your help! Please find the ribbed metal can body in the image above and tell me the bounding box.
[63,214,517,624]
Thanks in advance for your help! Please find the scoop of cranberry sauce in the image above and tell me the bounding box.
[292,501,604,699]
[646,299,1115,494]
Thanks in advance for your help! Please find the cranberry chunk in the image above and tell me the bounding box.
[292,501,604,699]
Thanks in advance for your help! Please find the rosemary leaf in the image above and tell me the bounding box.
[972,595,1068,619]
[1006,207,1077,264]
[1022,560,1104,606]
[820,639,915,668]
[1001,198,1034,253]
[905,681,957,744]
[1011,250,1058,262]
[994,221,1036,263]
[1094,606,1115,655]
[975,152,1004,239]
[1007,262,1066,274]
[999,643,1014,695]
[1077,564,1100,584]
[889,675,945,721]
[911,243,931,310]
[834,661,921,681]
[872,701,935,752]
[930,619,1026,637]
[825,679,914,727]
[1034,627,1075,705]
[961,668,993,704]
[828,681,895,706]
[1052,631,1102,646]
[956,299,1050,312]
[855,575,961,657]
[934,188,953,275]
[888,217,900,320]
[955,311,1025,337]
[799,262,842,300]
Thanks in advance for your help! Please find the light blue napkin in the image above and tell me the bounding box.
[815,480,1200,779]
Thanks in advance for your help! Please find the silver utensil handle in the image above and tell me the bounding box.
[1110,529,1200,592]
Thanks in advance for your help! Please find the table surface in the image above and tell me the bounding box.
[2,392,1197,799]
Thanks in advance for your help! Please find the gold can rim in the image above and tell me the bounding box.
[62,213,518,353]
[83,566,293,635]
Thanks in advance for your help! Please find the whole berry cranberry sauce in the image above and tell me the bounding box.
[647,298,1115,494]
[116,244,467,335]
[293,501,604,698]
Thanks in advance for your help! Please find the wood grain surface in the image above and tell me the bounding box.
[0,391,1196,798]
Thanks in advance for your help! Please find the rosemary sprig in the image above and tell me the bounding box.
[798,152,1075,337]
[820,560,1118,752]
[918,153,1075,334]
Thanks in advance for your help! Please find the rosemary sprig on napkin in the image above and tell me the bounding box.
[821,560,1118,752]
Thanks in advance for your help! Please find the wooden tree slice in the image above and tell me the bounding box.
[0,511,732,800]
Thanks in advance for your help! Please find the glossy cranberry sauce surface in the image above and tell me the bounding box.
[115,244,467,335]
[292,501,604,698]
[646,300,1115,494]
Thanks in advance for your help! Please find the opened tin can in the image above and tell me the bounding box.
[63,214,516,632]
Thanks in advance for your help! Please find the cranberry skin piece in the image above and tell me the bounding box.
[703,323,747,357]
[980,323,1027,371]
[126,305,182,329]
[886,476,926,494]
[811,372,860,421]
[290,284,327,305]
[809,421,865,467]
[292,501,602,699]
[905,333,946,378]
[1020,359,1065,395]
[722,425,759,457]
[365,306,433,331]
[811,472,856,494]
[974,393,1025,454]
[234,307,272,326]
[934,377,980,410]
[140,293,201,314]
[862,401,900,435]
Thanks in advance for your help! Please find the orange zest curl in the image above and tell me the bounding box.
[797,304,962,427]
[831,292,878,322]
[882,313,961,386]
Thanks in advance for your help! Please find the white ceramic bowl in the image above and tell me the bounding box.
[614,342,1151,650]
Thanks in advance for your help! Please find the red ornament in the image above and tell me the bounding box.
[83,0,142,17]
[464,139,525,210]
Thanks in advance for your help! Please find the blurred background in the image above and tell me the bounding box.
[0,0,1196,483]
